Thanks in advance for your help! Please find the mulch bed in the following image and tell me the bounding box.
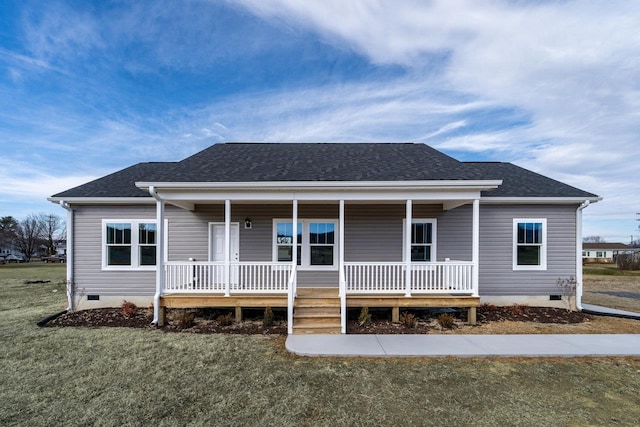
[46,304,591,335]
[47,307,287,335]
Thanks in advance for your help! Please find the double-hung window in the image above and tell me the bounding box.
[404,219,437,262]
[103,220,157,269]
[273,220,338,269]
[513,218,547,270]
[411,220,435,262]
[276,222,302,266]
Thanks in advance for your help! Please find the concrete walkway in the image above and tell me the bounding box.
[582,303,640,320]
[286,334,640,357]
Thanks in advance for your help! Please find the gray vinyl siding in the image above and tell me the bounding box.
[73,202,576,297]
[478,204,577,296]
[73,205,157,297]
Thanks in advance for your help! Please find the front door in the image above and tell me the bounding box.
[210,223,240,284]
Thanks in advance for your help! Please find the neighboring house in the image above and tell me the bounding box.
[582,243,632,263]
[49,143,600,334]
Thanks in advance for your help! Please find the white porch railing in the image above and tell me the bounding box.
[344,261,475,294]
[164,261,292,293]
[286,267,297,334]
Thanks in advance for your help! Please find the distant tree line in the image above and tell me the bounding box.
[0,214,65,262]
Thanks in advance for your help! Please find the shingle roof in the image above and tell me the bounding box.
[466,161,598,198]
[51,143,598,199]
[168,142,487,181]
[53,162,176,198]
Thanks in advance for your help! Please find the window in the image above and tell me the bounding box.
[273,220,338,269]
[103,220,157,269]
[403,219,437,262]
[106,223,132,266]
[411,221,434,262]
[513,219,546,270]
[309,222,335,265]
[139,223,157,266]
[276,222,302,266]
[596,251,604,258]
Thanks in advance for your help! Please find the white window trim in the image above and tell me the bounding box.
[272,219,339,271]
[102,219,158,271]
[403,218,437,262]
[512,218,547,271]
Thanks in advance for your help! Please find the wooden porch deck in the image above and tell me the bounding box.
[159,289,480,332]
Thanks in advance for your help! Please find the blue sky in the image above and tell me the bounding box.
[1,0,639,242]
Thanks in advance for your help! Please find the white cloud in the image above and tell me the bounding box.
[5,0,639,240]
[232,0,640,231]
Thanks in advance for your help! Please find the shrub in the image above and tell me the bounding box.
[121,301,137,318]
[437,313,455,329]
[617,253,640,271]
[358,307,372,326]
[399,312,417,329]
[177,311,195,329]
[216,313,234,327]
[263,306,275,327]
[556,276,577,311]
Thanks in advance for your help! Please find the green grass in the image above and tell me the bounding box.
[584,263,640,276]
[2,264,640,426]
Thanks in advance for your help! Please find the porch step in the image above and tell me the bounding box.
[292,324,342,334]
[295,306,340,316]
[296,287,339,297]
[294,298,341,308]
[292,287,342,335]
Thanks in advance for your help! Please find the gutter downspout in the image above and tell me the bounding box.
[149,186,164,325]
[576,200,591,311]
[59,201,74,311]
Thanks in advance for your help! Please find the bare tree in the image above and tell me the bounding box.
[38,213,64,256]
[0,216,18,249]
[583,235,606,243]
[13,215,44,262]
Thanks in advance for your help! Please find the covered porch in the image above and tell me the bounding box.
[141,180,498,334]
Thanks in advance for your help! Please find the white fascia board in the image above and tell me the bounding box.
[157,189,483,203]
[47,197,155,205]
[135,180,502,192]
[481,196,602,204]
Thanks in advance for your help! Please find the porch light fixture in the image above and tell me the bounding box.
[244,218,252,229]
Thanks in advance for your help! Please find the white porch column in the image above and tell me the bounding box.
[292,199,298,268]
[472,198,480,296]
[405,199,412,297]
[339,200,345,295]
[224,199,231,297]
[154,195,165,323]
[339,200,346,333]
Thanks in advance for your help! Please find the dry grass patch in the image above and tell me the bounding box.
[2,264,640,426]
[583,272,640,312]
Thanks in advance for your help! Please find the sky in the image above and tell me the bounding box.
[0,0,639,243]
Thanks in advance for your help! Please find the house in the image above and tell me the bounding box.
[49,143,600,334]
[582,242,632,264]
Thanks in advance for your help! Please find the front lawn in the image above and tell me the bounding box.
[1,263,639,426]
[583,265,640,312]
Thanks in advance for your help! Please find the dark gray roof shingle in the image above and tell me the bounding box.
[51,143,598,200]
[53,162,175,198]
[466,161,598,198]
[169,143,485,181]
